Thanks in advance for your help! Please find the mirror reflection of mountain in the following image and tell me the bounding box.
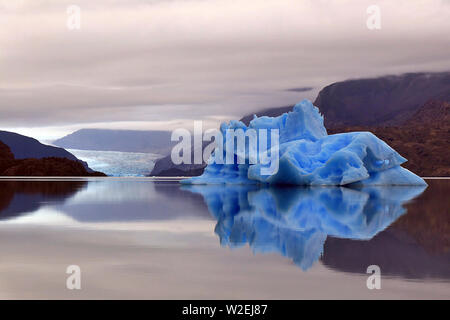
[323,179,450,279]
[1,179,447,281]
[0,180,213,223]
[56,181,211,222]
[182,184,449,279]
[0,180,87,220]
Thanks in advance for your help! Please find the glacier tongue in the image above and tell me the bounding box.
[182,99,426,186]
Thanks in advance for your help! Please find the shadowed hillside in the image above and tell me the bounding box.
[314,72,450,128]
[0,131,84,161]
[0,130,94,172]
[0,141,105,176]
[328,100,450,177]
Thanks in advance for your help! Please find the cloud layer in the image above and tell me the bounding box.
[0,0,449,139]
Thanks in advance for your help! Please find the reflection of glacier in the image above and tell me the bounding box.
[183,185,426,270]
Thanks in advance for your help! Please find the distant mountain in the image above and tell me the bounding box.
[240,72,450,128]
[328,100,450,176]
[403,99,450,127]
[0,141,105,176]
[0,130,94,172]
[314,72,450,128]
[240,106,293,126]
[0,131,83,161]
[150,153,206,177]
[53,129,175,155]
[0,140,14,161]
[149,141,207,177]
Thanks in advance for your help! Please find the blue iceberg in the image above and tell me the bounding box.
[182,99,426,186]
[183,184,426,270]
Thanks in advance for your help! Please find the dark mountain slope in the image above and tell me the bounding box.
[0,130,94,172]
[240,72,450,128]
[240,106,293,126]
[149,140,208,177]
[314,72,450,128]
[0,140,105,177]
[328,100,450,176]
[0,130,83,161]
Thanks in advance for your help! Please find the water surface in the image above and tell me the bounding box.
[0,178,448,299]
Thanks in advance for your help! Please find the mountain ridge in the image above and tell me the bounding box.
[314,72,450,127]
[0,130,94,172]
[53,128,175,155]
[0,141,105,176]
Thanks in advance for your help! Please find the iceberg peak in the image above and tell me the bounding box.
[182,99,426,186]
[248,99,327,143]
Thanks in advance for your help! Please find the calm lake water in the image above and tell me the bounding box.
[0,177,448,299]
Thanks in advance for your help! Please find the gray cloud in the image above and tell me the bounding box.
[0,0,449,139]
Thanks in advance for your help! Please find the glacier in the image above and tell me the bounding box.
[182,99,426,186]
[182,184,426,270]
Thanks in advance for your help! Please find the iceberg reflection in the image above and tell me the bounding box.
[183,185,426,270]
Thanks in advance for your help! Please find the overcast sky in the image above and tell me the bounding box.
[0,0,449,140]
